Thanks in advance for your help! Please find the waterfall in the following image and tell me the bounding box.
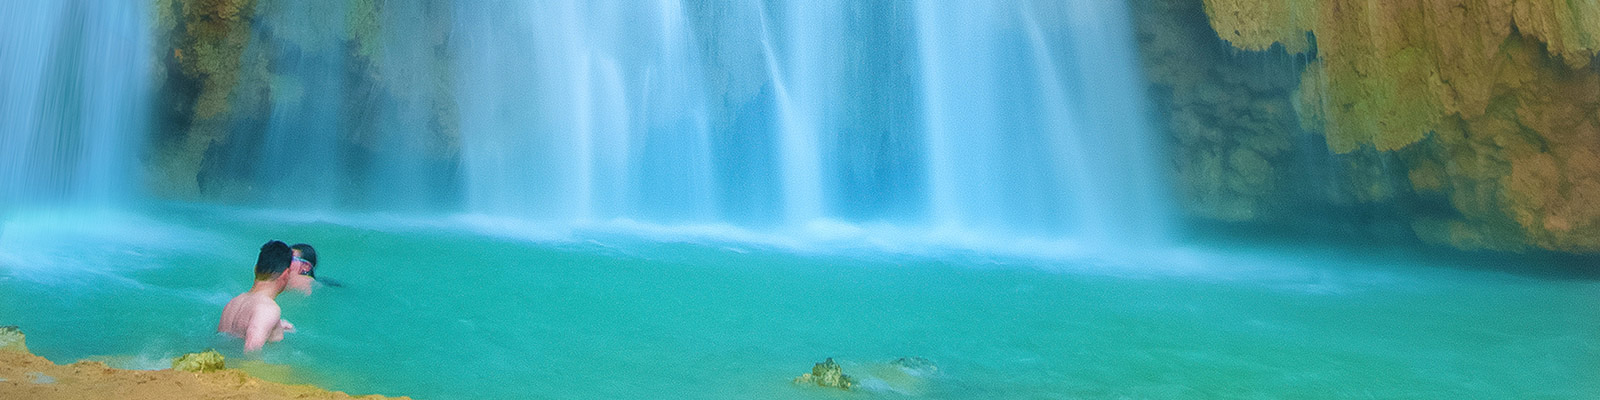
[757,0,830,226]
[916,1,1170,242]
[3,0,1172,249]
[253,0,350,209]
[0,1,150,209]
[1049,0,1172,243]
[455,1,592,220]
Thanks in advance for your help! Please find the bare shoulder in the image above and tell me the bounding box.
[218,293,250,336]
[249,297,282,320]
[222,293,248,311]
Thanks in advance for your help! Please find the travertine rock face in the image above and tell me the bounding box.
[146,0,462,204]
[1136,0,1312,223]
[149,0,259,197]
[1139,0,1600,253]
[1201,0,1315,53]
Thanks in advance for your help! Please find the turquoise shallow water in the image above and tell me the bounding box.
[1,205,1597,399]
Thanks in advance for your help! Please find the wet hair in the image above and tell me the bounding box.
[291,243,318,278]
[255,240,293,281]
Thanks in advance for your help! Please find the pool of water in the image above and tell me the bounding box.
[1,205,1596,399]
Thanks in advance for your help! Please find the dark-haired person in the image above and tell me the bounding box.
[218,240,298,352]
[287,243,317,295]
[287,243,341,294]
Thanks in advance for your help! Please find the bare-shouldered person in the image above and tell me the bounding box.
[219,240,297,352]
[287,243,344,294]
[287,243,318,295]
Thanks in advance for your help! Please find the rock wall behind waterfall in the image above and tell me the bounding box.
[1135,0,1600,253]
[148,0,461,209]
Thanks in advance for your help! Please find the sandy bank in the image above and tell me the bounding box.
[0,327,406,400]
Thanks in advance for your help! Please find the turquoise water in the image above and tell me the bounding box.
[1,205,1596,399]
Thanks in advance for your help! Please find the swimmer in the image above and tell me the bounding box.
[287,243,341,295]
[218,240,296,352]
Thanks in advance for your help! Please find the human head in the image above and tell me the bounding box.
[290,243,318,278]
[255,240,293,281]
[287,243,319,295]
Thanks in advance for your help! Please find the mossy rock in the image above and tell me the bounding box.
[0,326,26,353]
[172,349,226,373]
[793,357,854,390]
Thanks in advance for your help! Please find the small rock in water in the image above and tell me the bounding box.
[890,356,938,375]
[0,325,27,353]
[793,357,854,390]
[171,349,226,372]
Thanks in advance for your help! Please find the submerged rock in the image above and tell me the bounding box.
[890,357,938,375]
[858,357,939,396]
[0,325,26,353]
[793,358,854,390]
[171,349,225,373]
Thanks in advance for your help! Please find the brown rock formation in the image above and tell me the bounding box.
[1140,0,1600,253]
[144,0,463,204]
[1136,0,1310,222]
[149,0,259,197]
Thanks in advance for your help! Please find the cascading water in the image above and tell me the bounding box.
[444,0,1171,247]
[5,0,1171,249]
[457,1,724,223]
[455,1,592,220]
[252,0,350,209]
[757,0,831,226]
[1048,0,1172,243]
[0,1,150,210]
[917,1,1170,243]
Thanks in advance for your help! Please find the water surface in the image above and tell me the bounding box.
[1,205,1595,399]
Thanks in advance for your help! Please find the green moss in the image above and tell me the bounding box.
[171,349,225,373]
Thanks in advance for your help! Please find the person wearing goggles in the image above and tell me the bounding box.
[288,243,342,295]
